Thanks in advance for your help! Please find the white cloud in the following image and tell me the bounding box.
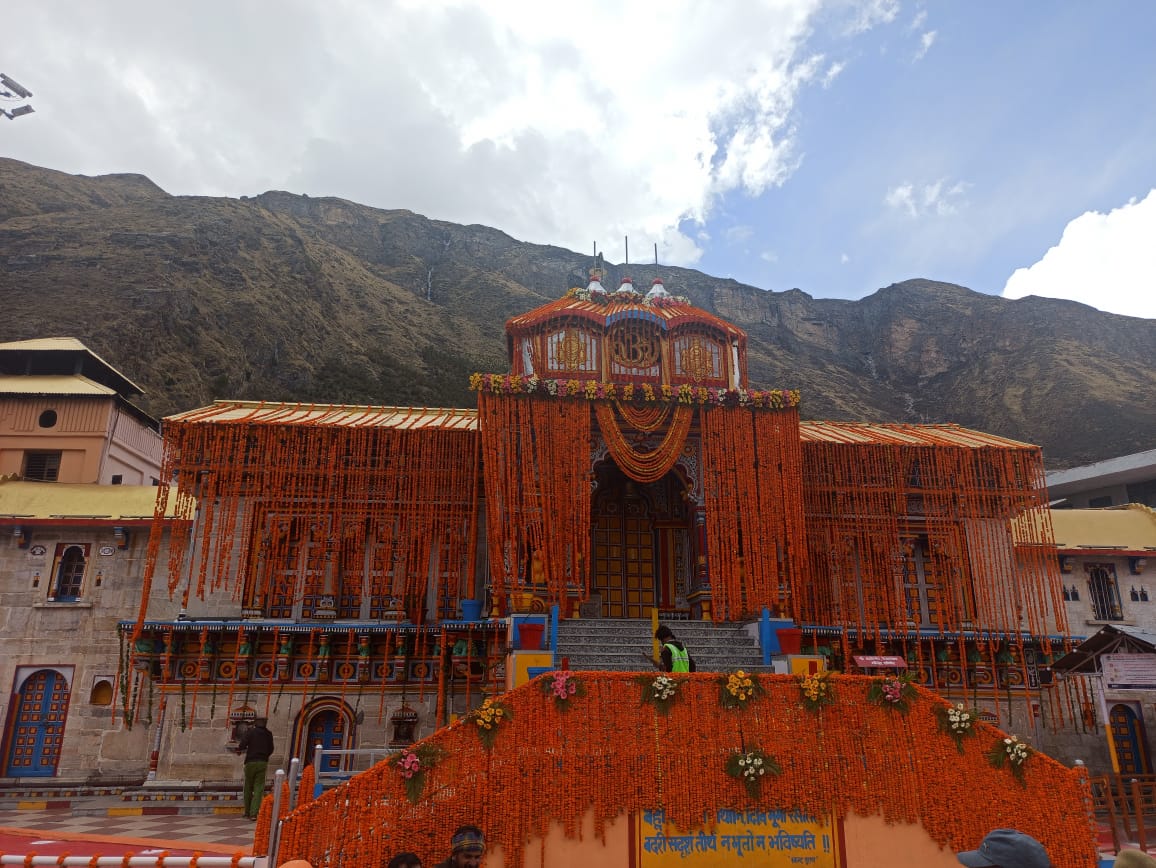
[840,252,850,264]
[914,30,937,61]
[725,225,755,244]
[822,61,846,88]
[760,250,779,263]
[884,178,968,217]
[845,0,900,35]
[1002,189,1156,319]
[910,9,928,31]
[1,0,901,269]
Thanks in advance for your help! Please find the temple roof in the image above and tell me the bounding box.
[799,421,1037,450]
[505,293,746,340]
[0,478,183,522]
[167,400,479,430]
[1050,503,1156,553]
[0,374,118,397]
[0,337,145,397]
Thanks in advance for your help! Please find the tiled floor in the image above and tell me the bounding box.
[0,809,257,852]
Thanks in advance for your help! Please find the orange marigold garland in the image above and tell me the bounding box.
[271,674,1099,868]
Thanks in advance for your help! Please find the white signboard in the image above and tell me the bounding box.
[1103,653,1156,689]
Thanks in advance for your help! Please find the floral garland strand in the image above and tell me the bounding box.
[724,747,782,799]
[466,698,512,749]
[540,670,584,709]
[987,734,1033,784]
[719,670,765,710]
[934,702,979,753]
[797,672,835,712]
[637,673,681,716]
[866,673,918,713]
[388,743,446,803]
[469,372,801,411]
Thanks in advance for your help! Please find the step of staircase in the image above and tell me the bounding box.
[556,618,769,672]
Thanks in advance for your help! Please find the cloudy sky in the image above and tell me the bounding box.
[4,1,1154,318]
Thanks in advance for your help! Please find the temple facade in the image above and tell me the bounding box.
[2,278,1088,784]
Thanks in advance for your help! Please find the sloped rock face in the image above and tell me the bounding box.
[2,158,1154,468]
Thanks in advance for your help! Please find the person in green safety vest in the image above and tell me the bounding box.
[655,625,697,673]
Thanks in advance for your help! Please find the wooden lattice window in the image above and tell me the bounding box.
[607,320,661,380]
[546,326,599,375]
[671,330,726,384]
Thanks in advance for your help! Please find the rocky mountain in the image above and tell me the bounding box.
[2,157,1154,469]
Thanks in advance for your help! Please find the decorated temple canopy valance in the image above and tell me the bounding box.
[470,373,799,410]
[800,420,1036,449]
[119,620,504,635]
[504,291,747,340]
[166,400,478,431]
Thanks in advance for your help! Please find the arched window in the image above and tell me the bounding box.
[1087,563,1123,621]
[89,679,113,706]
[52,544,88,601]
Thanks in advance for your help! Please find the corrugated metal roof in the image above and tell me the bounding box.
[0,337,145,396]
[0,479,183,520]
[506,296,746,338]
[0,374,117,397]
[799,420,1036,449]
[167,400,479,431]
[0,337,92,352]
[1050,504,1156,552]
[1052,624,1156,674]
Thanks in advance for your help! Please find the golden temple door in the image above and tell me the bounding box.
[593,491,656,618]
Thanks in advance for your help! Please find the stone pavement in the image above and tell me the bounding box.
[0,807,256,854]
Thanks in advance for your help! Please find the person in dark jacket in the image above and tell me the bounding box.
[655,625,696,673]
[433,825,485,868]
[234,717,274,820]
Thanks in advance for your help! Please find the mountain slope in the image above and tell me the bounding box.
[2,158,1154,468]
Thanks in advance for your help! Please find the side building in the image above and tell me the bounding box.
[0,338,181,782]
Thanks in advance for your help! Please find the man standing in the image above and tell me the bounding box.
[433,825,485,868]
[234,717,274,820]
[655,625,696,673]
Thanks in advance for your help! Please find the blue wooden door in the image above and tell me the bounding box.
[5,670,71,777]
[1110,704,1151,774]
[306,710,344,772]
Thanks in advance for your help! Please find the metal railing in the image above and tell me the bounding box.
[1091,772,1156,852]
[310,744,401,797]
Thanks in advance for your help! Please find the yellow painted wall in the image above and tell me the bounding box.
[484,809,961,867]
[508,651,554,689]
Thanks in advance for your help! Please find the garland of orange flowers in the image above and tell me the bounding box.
[137,405,480,636]
[699,405,807,620]
[613,399,672,432]
[593,402,694,483]
[270,673,1097,868]
[477,393,592,607]
[799,434,1067,643]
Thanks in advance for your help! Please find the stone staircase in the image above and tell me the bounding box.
[555,618,768,672]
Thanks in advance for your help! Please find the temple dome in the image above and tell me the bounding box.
[504,280,748,389]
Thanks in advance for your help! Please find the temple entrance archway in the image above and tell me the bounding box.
[591,463,694,618]
[294,699,354,771]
